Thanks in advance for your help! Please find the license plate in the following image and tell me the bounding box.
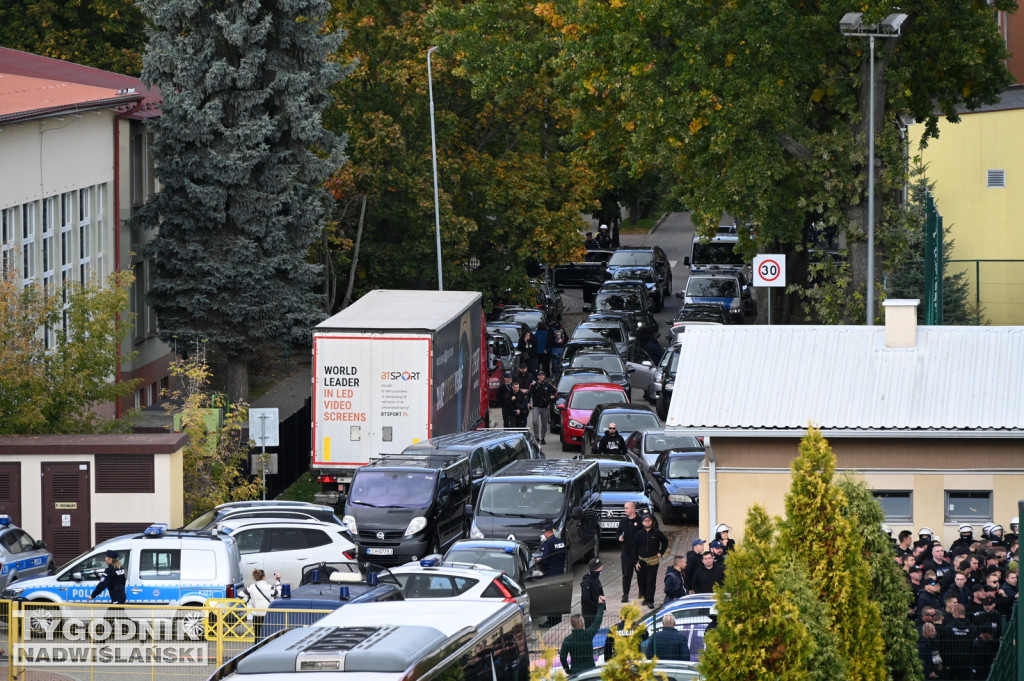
[365,547,393,556]
[601,521,619,529]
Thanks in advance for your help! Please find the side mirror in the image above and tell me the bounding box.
[72,572,84,582]
[557,289,565,294]
[472,467,486,478]
[582,304,592,313]
[571,506,583,520]
[627,367,636,374]
[34,539,47,550]
[464,504,474,516]
[652,471,664,482]
[675,291,685,299]
[628,335,637,342]
[555,399,567,410]
[645,482,654,493]
[683,256,690,266]
[642,360,653,367]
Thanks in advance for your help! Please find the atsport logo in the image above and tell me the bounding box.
[381,371,421,381]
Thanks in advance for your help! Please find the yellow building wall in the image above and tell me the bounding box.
[700,468,1024,545]
[911,108,1024,324]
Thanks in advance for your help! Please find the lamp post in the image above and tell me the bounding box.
[839,11,907,325]
[427,46,444,291]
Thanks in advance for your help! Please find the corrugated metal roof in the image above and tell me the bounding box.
[316,290,482,332]
[665,325,1024,434]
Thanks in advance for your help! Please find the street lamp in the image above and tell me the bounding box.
[839,11,907,325]
[427,46,444,291]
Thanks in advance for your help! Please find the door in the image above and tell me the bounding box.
[0,463,22,525]
[234,527,266,584]
[625,346,656,392]
[132,546,181,604]
[524,572,574,617]
[41,462,91,565]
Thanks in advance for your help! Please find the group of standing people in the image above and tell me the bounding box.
[584,224,614,250]
[498,365,557,443]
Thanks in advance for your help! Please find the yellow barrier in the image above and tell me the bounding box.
[1,599,334,681]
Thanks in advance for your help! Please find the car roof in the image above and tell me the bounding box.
[214,500,333,511]
[574,349,622,359]
[593,403,658,414]
[215,518,344,531]
[446,539,528,552]
[562,367,611,376]
[387,562,503,578]
[568,382,624,393]
[491,457,598,480]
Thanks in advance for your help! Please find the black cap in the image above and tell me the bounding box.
[641,514,653,521]
[105,550,120,559]
[589,558,603,571]
[908,566,922,574]
[982,596,996,605]
[542,523,554,532]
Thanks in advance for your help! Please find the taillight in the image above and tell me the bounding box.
[494,579,516,603]
[343,550,356,560]
[226,584,235,598]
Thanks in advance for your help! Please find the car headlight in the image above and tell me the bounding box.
[568,419,584,429]
[405,516,427,537]
[343,515,358,535]
[637,321,645,327]
[3,586,24,598]
[470,522,484,539]
[668,494,694,503]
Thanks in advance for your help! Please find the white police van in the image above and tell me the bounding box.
[0,515,54,593]
[2,524,244,631]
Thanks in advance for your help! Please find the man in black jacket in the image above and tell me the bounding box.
[663,555,686,604]
[497,374,516,427]
[528,371,556,444]
[596,423,626,456]
[633,514,668,608]
[691,551,725,594]
[616,501,643,603]
[580,558,606,627]
[683,538,705,592]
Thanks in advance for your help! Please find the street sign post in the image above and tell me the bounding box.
[753,254,786,325]
[249,408,279,499]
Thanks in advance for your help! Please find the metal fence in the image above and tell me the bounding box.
[984,602,1018,681]
[945,259,1024,325]
[2,600,332,681]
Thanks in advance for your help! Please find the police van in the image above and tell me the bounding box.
[2,524,244,630]
[209,600,529,681]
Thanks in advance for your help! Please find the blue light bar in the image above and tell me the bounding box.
[143,523,168,536]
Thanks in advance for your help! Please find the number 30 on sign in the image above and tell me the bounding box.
[753,254,786,287]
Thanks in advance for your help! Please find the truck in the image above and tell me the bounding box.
[311,290,487,497]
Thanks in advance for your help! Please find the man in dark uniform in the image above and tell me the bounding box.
[596,423,626,456]
[535,524,567,627]
[950,525,976,555]
[616,501,643,602]
[633,514,668,608]
[579,558,606,627]
[683,538,705,592]
[89,550,127,604]
[498,374,516,427]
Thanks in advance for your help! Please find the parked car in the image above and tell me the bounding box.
[567,348,634,395]
[0,515,54,593]
[549,368,613,434]
[683,272,746,323]
[605,246,673,297]
[571,319,633,357]
[486,341,505,406]
[594,593,716,662]
[573,661,702,681]
[499,307,549,332]
[182,500,345,531]
[625,429,704,469]
[556,382,629,451]
[587,289,658,338]
[610,265,664,311]
[486,320,528,349]
[596,280,655,314]
[647,449,704,524]
[488,331,517,374]
[622,343,658,395]
[553,250,615,287]
[644,343,680,405]
[556,338,618,379]
[575,457,655,540]
[219,518,358,587]
[530,278,565,321]
[440,538,573,618]
[580,402,662,458]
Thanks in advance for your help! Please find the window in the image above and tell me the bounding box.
[872,491,913,523]
[139,549,181,579]
[59,552,130,582]
[945,491,992,523]
[302,529,332,549]
[267,527,308,552]
[235,529,264,555]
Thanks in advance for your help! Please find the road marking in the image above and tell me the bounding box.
[670,261,678,269]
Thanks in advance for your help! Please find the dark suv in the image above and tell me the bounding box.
[605,246,672,297]
[587,290,658,338]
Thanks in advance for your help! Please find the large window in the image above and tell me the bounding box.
[944,491,992,523]
[872,490,913,523]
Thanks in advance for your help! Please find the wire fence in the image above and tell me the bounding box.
[945,259,1024,325]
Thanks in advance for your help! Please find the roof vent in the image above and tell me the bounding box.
[881,299,919,348]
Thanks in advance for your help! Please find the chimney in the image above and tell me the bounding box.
[881,299,920,348]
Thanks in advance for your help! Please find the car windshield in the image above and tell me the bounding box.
[608,251,654,267]
[478,482,565,516]
[570,354,627,375]
[667,458,701,479]
[349,471,437,508]
[596,412,660,432]
[445,549,516,576]
[556,373,608,393]
[502,311,543,327]
[692,241,744,266]
[598,464,645,492]
[687,278,739,298]
[574,326,625,343]
[568,389,627,410]
[645,433,702,454]
[182,509,221,531]
[613,268,656,283]
[594,292,643,312]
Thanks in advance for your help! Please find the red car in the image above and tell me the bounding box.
[556,382,629,451]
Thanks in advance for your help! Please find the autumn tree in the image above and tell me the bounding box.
[135,0,346,401]
[602,601,658,680]
[0,266,139,434]
[837,476,923,681]
[778,429,886,681]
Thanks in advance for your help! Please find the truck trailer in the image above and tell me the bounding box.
[311,290,487,495]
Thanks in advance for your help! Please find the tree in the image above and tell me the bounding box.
[164,345,261,519]
[837,476,922,681]
[0,265,139,434]
[0,0,146,75]
[135,0,346,401]
[602,601,658,680]
[778,429,886,681]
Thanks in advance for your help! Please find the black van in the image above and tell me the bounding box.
[402,430,544,502]
[343,453,471,566]
[470,459,601,566]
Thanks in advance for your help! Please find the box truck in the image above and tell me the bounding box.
[311,290,487,495]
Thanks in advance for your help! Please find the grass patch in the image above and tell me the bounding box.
[276,471,320,502]
[618,215,661,234]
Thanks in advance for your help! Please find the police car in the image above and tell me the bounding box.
[0,515,54,593]
[2,523,244,634]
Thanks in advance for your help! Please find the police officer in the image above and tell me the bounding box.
[950,525,976,555]
[536,524,567,627]
[596,423,626,456]
[1006,517,1019,548]
[633,514,668,609]
[498,374,516,427]
[89,550,127,604]
[596,224,612,249]
[714,524,736,553]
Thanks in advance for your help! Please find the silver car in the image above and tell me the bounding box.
[0,516,54,592]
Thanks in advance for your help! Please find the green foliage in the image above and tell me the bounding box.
[602,602,658,680]
[135,0,346,400]
[836,476,923,681]
[0,266,139,434]
[0,0,145,75]
[778,429,886,681]
[165,346,261,519]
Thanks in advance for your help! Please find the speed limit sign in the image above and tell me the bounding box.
[753,254,786,287]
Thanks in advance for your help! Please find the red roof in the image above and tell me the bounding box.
[0,46,161,121]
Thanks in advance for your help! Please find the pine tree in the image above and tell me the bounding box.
[778,429,886,681]
[700,505,819,681]
[837,477,923,681]
[135,0,346,400]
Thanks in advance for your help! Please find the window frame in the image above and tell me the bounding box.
[944,490,993,524]
[871,490,914,524]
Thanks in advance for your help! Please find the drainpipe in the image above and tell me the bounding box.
[706,437,717,540]
[112,98,145,418]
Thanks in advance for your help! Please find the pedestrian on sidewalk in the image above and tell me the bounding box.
[664,555,687,604]
[617,501,643,602]
[528,371,556,444]
[633,514,668,609]
[580,558,605,627]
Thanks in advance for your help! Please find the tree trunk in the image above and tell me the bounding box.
[226,358,249,404]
